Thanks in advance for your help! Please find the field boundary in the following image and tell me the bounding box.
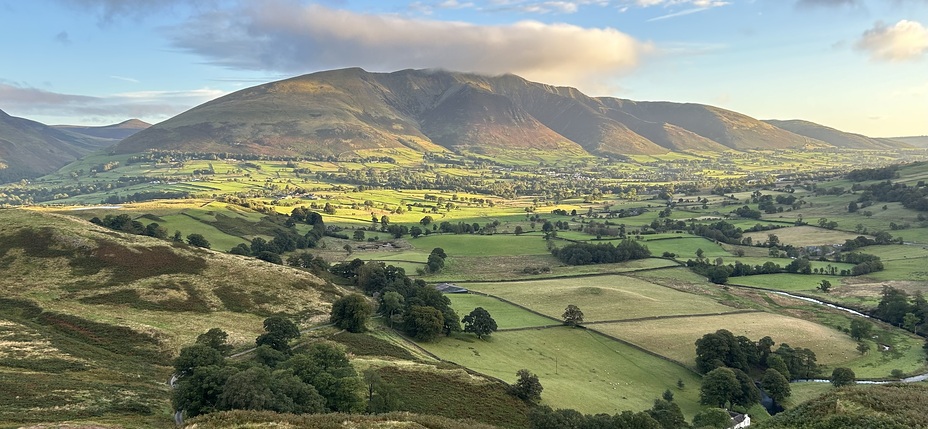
[459,290,706,375]
[439,263,682,284]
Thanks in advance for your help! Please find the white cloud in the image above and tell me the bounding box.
[855,20,928,62]
[167,1,651,91]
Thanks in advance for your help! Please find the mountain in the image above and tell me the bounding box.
[764,119,912,150]
[0,109,116,181]
[54,118,150,141]
[114,68,896,159]
[890,136,928,148]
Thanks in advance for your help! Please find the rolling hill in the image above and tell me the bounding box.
[115,68,902,160]
[54,118,150,141]
[0,109,116,181]
[764,119,911,150]
[0,208,344,426]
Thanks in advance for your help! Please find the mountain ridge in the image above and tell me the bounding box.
[0,109,118,181]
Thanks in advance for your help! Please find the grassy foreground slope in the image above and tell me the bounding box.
[0,208,344,427]
[756,383,928,429]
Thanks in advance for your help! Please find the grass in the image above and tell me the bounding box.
[463,275,738,323]
[418,326,705,417]
[409,234,552,256]
[742,226,865,247]
[446,293,557,329]
[430,255,678,282]
[592,312,861,370]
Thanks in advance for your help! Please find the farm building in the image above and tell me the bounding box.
[434,283,468,294]
[729,412,751,428]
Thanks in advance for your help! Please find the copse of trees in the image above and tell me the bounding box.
[330,294,372,333]
[695,329,818,380]
[329,260,459,342]
[172,323,365,418]
[91,214,170,240]
[552,240,650,266]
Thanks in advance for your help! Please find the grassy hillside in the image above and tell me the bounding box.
[0,208,344,427]
[756,383,928,429]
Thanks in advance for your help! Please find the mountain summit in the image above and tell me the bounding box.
[114,68,901,159]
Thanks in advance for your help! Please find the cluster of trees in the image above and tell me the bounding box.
[687,251,885,285]
[172,318,364,418]
[229,208,327,263]
[874,286,928,333]
[854,180,928,212]
[103,190,190,204]
[552,240,651,266]
[696,329,818,380]
[846,165,900,182]
[91,214,172,240]
[330,260,459,341]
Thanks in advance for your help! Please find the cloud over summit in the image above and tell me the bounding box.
[167,1,650,91]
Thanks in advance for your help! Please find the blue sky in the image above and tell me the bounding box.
[1,0,926,137]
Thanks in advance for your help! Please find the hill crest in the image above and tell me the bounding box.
[108,68,907,159]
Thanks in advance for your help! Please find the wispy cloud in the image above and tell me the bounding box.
[855,19,928,62]
[109,75,140,83]
[167,1,652,91]
[0,81,224,123]
[647,6,715,21]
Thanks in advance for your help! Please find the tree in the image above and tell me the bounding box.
[849,319,873,341]
[818,279,832,293]
[330,294,372,333]
[732,368,760,407]
[692,408,732,429]
[857,342,871,355]
[904,312,920,333]
[699,367,740,408]
[761,368,791,404]
[196,328,233,355]
[256,316,300,353]
[696,248,705,259]
[831,367,855,387]
[404,305,444,342]
[562,304,584,326]
[462,307,498,339]
[767,354,790,380]
[380,291,404,327]
[514,226,524,235]
[510,369,543,402]
[706,266,730,285]
[186,233,211,249]
[409,226,422,238]
[648,398,687,429]
[662,389,674,402]
[353,230,365,241]
[174,344,225,377]
[172,364,235,417]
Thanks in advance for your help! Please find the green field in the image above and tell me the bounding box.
[446,293,557,329]
[409,234,552,256]
[419,326,704,417]
[464,275,738,322]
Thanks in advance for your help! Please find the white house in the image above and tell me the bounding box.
[730,412,751,428]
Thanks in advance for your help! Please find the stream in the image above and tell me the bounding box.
[739,287,928,385]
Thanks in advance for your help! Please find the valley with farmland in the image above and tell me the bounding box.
[2,69,928,429]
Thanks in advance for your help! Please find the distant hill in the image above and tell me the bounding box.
[0,109,116,181]
[54,118,150,141]
[116,68,882,160]
[764,119,911,150]
[890,135,928,148]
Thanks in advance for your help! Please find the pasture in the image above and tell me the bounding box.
[743,225,864,247]
[593,312,859,370]
[419,326,704,417]
[464,275,738,322]
[409,234,552,256]
[446,293,557,330]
